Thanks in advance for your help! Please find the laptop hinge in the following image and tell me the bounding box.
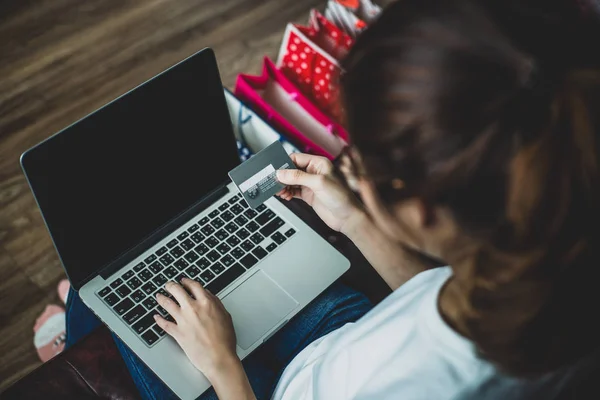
[99,185,230,280]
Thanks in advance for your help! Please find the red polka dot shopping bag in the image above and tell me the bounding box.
[276,10,354,125]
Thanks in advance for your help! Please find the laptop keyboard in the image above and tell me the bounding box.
[96,194,297,347]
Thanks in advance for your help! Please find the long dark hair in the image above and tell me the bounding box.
[342,0,600,376]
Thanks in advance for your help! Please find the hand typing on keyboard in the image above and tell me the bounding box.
[154,279,244,385]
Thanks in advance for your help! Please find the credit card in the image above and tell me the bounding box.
[228,141,296,209]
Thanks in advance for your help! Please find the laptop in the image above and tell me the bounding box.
[20,48,350,399]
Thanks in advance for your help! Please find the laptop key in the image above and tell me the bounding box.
[234,215,248,226]
[199,216,210,225]
[153,324,166,337]
[155,305,168,316]
[205,264,245,295]
[231,247,245,259]
[185,265,201,278]
[226,236,241,247]
[218,203,229,212]
[149,261,164,274]
[221,255,235,267]
[114,298,134,315]
[228,195,240,204]
[205,237,219,248]
[104,293,120,306]
[142,282,158,296]
[207,250,220,263]
[250,233,264,245]
[243,209,257,219]
[201,225,215,236]
[260,217,284,237]
[196,258,210,270]
[211,218,225,229]
[170,246,185,259]
[271,232,287,244]
[221,210,234,222]
[173,259,189,271]
[127,277,142,290]
[191,232,205,243]
[156,246,168,256]
[252,246,268,260]
[133,262,146,272]
[188,224,199,233]
[184,251,199,263]
[175,273,187,283]
[130,290,145,303]
[133,313,156,334]
[216,243,231,255]
[123,305,146,325]
[240,254,258,269]
[99,287,111,297]
[142,296,158,309]
[224,222,238,234]
[116,284,132,297]
[214,229,229,241]
[210,262,225,275]
[194,243,209,256]
[180,239,195,251]
[139,269,153,282]
[166,239,179,248]
[110,278,123,289]
[256,210,275,226]
[177,231,189,241]
[236,228,250,239]
[241,240,255,252]
[239,199,249,209]
[256,204,267,212]
[164,266,178,279]
[194,277,205,286]
[285,228,296,238]
[246,221,260,233]
[152,274,167,286]
[200,270,215,283]
[209,209,220,218]
[141,329,159,346]
[144,254,157,264]
[122,270,135,280]
[231,204,244,215]
[159,254,175,266]
[266,243,278,252]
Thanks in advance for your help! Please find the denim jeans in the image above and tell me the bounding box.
[65,282,372,400]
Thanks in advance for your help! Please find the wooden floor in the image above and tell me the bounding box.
[0,0,326,390]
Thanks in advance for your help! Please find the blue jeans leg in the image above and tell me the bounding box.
[66,282,372,400]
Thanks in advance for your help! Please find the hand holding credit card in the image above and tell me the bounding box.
[228,141,296,209]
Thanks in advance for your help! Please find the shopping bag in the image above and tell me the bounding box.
[276,12,351,123]
[325,0,381,38]
[223,88,300,157]
[234,57,348,160]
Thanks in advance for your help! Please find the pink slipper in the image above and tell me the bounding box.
[33,304,66,362]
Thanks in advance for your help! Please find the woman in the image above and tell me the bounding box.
[65,0,600,398]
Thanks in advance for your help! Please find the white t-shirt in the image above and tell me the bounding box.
[272,267,496,400]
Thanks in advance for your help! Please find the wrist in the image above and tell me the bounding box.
[340,209,371,241]
[204,353,242,383]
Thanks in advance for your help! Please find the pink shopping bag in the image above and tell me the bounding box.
[234,57,348,160]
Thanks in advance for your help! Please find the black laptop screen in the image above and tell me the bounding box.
[21,49,240,289]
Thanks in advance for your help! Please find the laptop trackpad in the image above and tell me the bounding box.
[222,271,298,350]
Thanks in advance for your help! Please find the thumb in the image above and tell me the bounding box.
[277,169,322,189]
